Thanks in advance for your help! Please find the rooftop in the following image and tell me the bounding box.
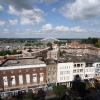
[1,58,45,67]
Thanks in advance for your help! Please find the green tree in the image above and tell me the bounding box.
[35,42,43,46]
[12,49,17,54]
[54,41,66,46]
[53,85,66,100]
[23,92,37,100]
[95,38,100,48]
[47,42,52,49]
[18,51,22,54]
[25,43,31,46]
[59,50,66,57]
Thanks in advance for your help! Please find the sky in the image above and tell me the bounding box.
[0,0,100,38]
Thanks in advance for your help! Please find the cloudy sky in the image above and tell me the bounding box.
[0,0,100,38]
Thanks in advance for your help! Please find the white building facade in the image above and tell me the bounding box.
[56,61,100,87]
[93,62,100,77]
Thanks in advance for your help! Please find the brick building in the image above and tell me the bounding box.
[0,58,46,91]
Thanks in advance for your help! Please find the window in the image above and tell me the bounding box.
[11,71,13,73]
[48,73,50,76]
[40,68,43,71]
[60,77,63,81]
[81,64,83,67]
[80,69,83,72]
[53,72,56,75]
[19,70,21,73]
[53,67,56,70]
[33,69,36,71]
[26,69,29,72]
[73,70,76,73]
[77,64,80,67]
[3,71,5,74]
[48,78,50,82]
[74,64,76,67]
[60,71,63,75]
[48,68,50,71]
[66,76,69,80]
[86,69,88,72]
[77,69,79,73]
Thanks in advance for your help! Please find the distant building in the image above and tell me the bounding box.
[52,44,58,49]
[47,48,59,60]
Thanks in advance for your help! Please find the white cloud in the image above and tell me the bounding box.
[52,8,56,12]
[0,5,3,11]
[8,5,45,25]
[3,29,9,34]
[42,24,53,31]
[4,29,9,32]
[1,26,100,38]
[60,0,100,21]
[9,19,18,25]
[0,20,5,26]
[90,20,100,26]
[55,26,69,31]
[41,24,86,33]
[70,26,87,32]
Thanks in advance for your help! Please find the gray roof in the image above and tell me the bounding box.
[76,55,100,63]
[1,58,45,67]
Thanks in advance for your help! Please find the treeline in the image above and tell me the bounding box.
[0,50,22,56]
[54,41,66,46]
[81,37,100,48]
[25,42,43,46]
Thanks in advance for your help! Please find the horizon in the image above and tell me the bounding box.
[0,0,100,38]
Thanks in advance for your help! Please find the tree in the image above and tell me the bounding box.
[12,49,17,54]
[23,92,37,100]
[53,85,66,100]
[25,43,31,46]
[95,38,100,48]
[47,42,52,49]
[27,48,33,52]
[54,41,66,46]
[59,50,66,57]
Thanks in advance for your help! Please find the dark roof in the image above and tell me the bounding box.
[46,58,57,65]
[77,54,100,63]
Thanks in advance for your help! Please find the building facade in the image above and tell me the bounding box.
[0,58,46,91]
[47,48,59,60]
